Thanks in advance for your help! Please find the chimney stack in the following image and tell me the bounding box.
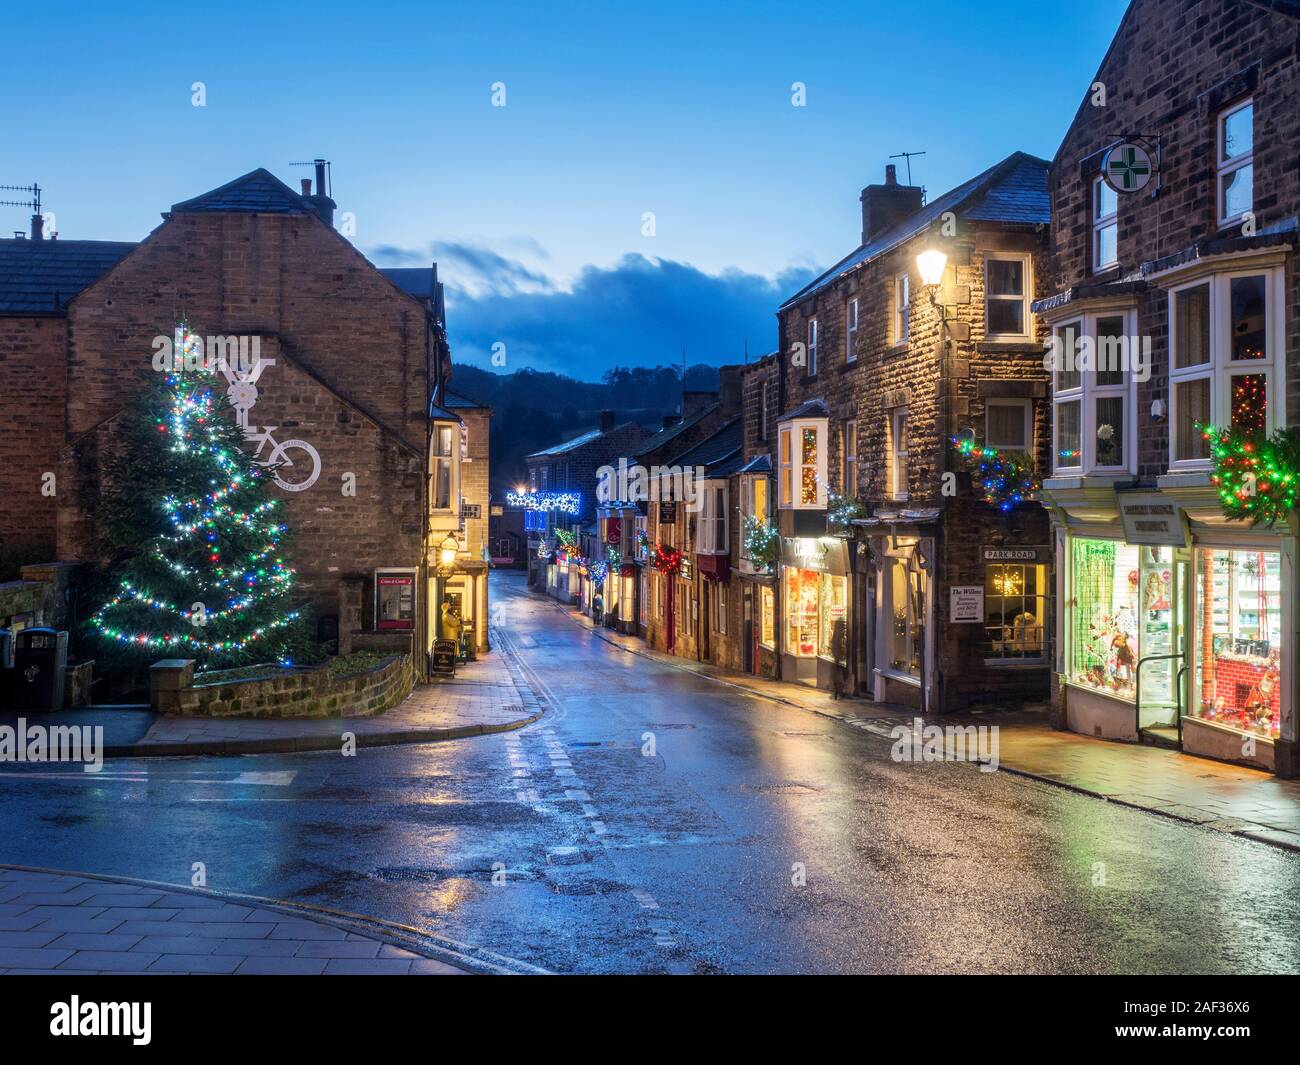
[599,410,616,433]
[860,163,924,244]
[304,158,336,227]
[30,213,43,241]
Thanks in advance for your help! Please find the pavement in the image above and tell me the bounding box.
[0,649,544,757]
[0,866,468,974]
[544,591,1300,854]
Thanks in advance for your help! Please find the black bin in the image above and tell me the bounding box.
[0,627,13,670]
[11,627,68,710]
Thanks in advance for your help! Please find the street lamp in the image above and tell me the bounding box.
[916,247,948,287]
[437,534,458,577]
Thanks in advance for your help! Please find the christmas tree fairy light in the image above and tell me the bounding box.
[951,435,1040,512]
[1200,422,1300,527]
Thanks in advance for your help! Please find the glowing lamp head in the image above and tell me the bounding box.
[916,247,948,287]
[439,534,459,568]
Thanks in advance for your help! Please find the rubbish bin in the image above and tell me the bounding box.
[11,627,68,710]
[0,626,13,670]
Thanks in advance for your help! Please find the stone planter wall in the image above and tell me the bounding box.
[150,654,413,718]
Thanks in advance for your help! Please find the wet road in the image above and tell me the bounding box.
[2,571,1299,974]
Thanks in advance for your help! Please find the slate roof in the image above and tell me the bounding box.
[631,402,720,460]
[779,152,1049,311]
[0,238,138,313]
[429,402,464,424]
[737,454,772,475]
[667,418,742,475]
[170,168,311,215]
[379,267,435,299]
[444,389,487,410]
[776,398,829,423]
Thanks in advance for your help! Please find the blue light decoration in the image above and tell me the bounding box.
[951,435,1040,512]
[506,490,582,515]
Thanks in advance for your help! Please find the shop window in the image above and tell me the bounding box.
[886,555,924,678]
[1192,548,1280,740]
[1217,99,1253,226]
[784,568,846,662]
[984,563,1047,660]
[1092,176,1117,272]
[1168,269,1279,468]
[760,585,775,649]
[985,255,1030,339]
[1069,540,1179,701]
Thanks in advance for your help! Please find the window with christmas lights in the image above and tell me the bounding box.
[1167,269,1280,469]
[984,563,1047,660]
[777,418,827,510]
[1192,548,1281,741]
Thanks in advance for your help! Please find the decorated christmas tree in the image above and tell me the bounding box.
[88,334,310,671]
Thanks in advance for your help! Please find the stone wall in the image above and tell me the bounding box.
[151,653,414,718]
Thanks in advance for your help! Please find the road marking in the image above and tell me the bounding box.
[0,769,298,786]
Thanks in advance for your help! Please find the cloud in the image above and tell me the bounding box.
[370,240,552,296]
[436,252,818,380]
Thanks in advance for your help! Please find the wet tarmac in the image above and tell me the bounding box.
[1,571,1298,974]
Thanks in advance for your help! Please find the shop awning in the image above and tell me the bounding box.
[696,553,730,582]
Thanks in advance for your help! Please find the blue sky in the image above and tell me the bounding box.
[5,0,1130,378]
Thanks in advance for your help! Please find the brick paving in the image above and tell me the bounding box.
[0,868,468,974]
[550,595,1300,852]
[129,649,541,753]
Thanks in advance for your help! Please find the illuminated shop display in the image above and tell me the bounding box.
[886,556,924,677]
[1193,548,1281,740]
[1069,539,1180,703]
[984,563,1047,659]
[760,585,775,648]
[784,567,846,661]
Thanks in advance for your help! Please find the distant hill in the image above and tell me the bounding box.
[448,363,723,495]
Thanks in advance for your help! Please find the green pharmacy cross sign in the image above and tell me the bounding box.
[1103,142,1153,194]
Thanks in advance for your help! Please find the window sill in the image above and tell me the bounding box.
[885,341,909,357]
[1062,679,1134,705]
[837,360,858,374]
[984,657,1049,670]
[876,667,922,687]
[976,340,1040,355]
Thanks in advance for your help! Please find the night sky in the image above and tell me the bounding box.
[6,0,1129,378]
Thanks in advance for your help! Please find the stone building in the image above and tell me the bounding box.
[1035,0,1300,775]
[0,166,470,676]
[770,153,1053,706]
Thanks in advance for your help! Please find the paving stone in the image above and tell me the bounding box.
[321,958,415,975]
[0,931,62,948]
[97,907,183,922]
[235,956,329,975]
[47,932,145,951]
[408,958,469,975]
[266,921,349,941]
[293,940,385,959]
[58,950,162,971]
[148,953,243,974]
[0,946,75,966]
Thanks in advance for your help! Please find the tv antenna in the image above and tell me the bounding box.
[0,182,41,214]
[889,151,926,185]
[290,159,331,197]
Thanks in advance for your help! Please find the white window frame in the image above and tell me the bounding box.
[893,273,910,343]
[1092,176,1117,273]
[1167,265,1285,470]
[845,297,859,363]
[700,481,728,555]
[807,317,818,376]
[985,398,1032,451]
[716,581,728,635]
[1049,306,1138,475]
[984,253,1032,341]
[430,420,460,513]
[1217,98,1254,228]
[777,418,827,510]
[890,408,909,502]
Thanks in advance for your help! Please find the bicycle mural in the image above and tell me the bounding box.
[218,347,322,493]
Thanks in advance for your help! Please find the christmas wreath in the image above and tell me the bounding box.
[1201,423,1300,527]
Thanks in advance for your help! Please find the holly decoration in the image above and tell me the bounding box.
[1201,423,1300,527]
[951,436,1040,512]
[88,329,309,670]
[646,539,684,575]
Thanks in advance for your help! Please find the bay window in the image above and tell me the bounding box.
[777,418,827,509]
[1217,99,1253,227]
[1050,308,1136,474]
[431,421,459,512]
[1167,267,1282,468]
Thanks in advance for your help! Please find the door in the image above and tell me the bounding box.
[742,588,754,673]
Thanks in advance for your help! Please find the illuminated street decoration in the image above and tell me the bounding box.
[506,490,582,514]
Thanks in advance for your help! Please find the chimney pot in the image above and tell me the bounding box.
[300,178,313,196]
[599,410,615,433]
[885,163,897,185]
[30,213,43,241]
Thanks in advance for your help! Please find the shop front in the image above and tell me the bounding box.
[1050,487,1294,773]
[863,532,935,710]
[778,536,850,689]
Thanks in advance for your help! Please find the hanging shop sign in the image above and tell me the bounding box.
[1117,492,1190,547]
[461,503,481,520]
[950,586,984,623]
[1102,141,1153,194]
[659,501,677,524]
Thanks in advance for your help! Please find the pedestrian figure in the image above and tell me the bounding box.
[830,618,848,700]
